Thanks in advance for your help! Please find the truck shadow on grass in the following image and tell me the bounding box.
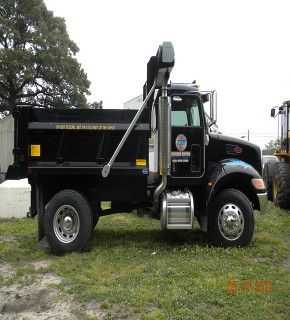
[88,227,211,252]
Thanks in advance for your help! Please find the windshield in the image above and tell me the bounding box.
[171,96,201,127]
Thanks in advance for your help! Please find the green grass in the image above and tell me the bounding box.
[0,204,289,319]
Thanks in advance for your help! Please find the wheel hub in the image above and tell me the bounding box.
[62,216,73,231]
[53,205,80,243]
[218,203,244,240]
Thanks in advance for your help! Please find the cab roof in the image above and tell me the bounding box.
[168,83,199,94]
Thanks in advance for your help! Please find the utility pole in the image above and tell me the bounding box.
[247,129,249,141]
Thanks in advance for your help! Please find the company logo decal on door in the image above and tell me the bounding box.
[175,134,187,151]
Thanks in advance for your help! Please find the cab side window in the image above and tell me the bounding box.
[171,98,201,127]
[172,111,188,126]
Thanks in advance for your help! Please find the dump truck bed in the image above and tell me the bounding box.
[7,106,150,201]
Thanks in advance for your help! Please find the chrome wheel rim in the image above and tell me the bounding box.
[218,203,244,240]
[53,205,80,243]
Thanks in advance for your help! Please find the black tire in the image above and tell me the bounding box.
[209,189,254,247]
[44,189,92,255]
[273,162,290,209]
[263,160,277,201]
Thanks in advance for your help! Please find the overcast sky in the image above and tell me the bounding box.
[45,0,289,149]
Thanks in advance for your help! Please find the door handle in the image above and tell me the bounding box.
[204,134,209,146]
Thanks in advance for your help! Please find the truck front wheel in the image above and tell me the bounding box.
[209,189,254,247]
[44,189,92,255]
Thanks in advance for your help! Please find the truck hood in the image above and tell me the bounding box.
[215,134,262,175]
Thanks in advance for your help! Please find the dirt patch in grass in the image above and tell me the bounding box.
[0,263,15,279]
[0,235,19,242]
[282,256,290,270]
[0,264,107,320]
[0,272,65,319]
[30,259,52,270]
[85,300,108,319]
[0,243,108,320]
[244,255,267,264]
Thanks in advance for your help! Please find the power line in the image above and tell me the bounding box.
[223,132,276,135]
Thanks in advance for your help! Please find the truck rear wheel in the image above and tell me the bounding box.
[209,189,254,247]
[44,189,92,255]
[263,160,277,201]
[273,162,290,209]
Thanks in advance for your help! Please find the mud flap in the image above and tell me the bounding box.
[198,215,208,232]
[36,183,45,240]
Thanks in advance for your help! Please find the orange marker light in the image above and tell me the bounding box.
[252,179,265,190]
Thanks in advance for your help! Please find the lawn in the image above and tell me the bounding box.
[0,203,289,319]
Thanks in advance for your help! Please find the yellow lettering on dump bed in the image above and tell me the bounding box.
[54,123,116,130]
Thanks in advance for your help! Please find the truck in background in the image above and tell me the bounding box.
[263,101,290,209]
[6,42,267,254]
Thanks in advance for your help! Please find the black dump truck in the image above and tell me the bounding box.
[6,42,267,254]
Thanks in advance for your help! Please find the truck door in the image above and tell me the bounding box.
[170,94,205,178]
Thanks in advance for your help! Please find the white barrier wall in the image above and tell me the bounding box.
[0,115,14,176]
[0,179,31,218]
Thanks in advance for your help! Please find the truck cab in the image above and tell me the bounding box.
[147,80,266,231]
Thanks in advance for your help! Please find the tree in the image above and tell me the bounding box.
[0,0,90,114]
[90,100,103,109]
[263,138,281,155]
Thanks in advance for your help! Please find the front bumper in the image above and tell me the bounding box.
[257,192,268,212]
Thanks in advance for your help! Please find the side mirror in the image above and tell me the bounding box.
[270,108,275,117]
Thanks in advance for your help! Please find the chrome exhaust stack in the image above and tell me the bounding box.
[152,86,171,213]
[150,42,175,215]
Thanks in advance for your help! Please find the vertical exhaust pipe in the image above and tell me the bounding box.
[153,85,171,214]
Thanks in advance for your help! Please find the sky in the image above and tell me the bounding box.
[45,0,290,149]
